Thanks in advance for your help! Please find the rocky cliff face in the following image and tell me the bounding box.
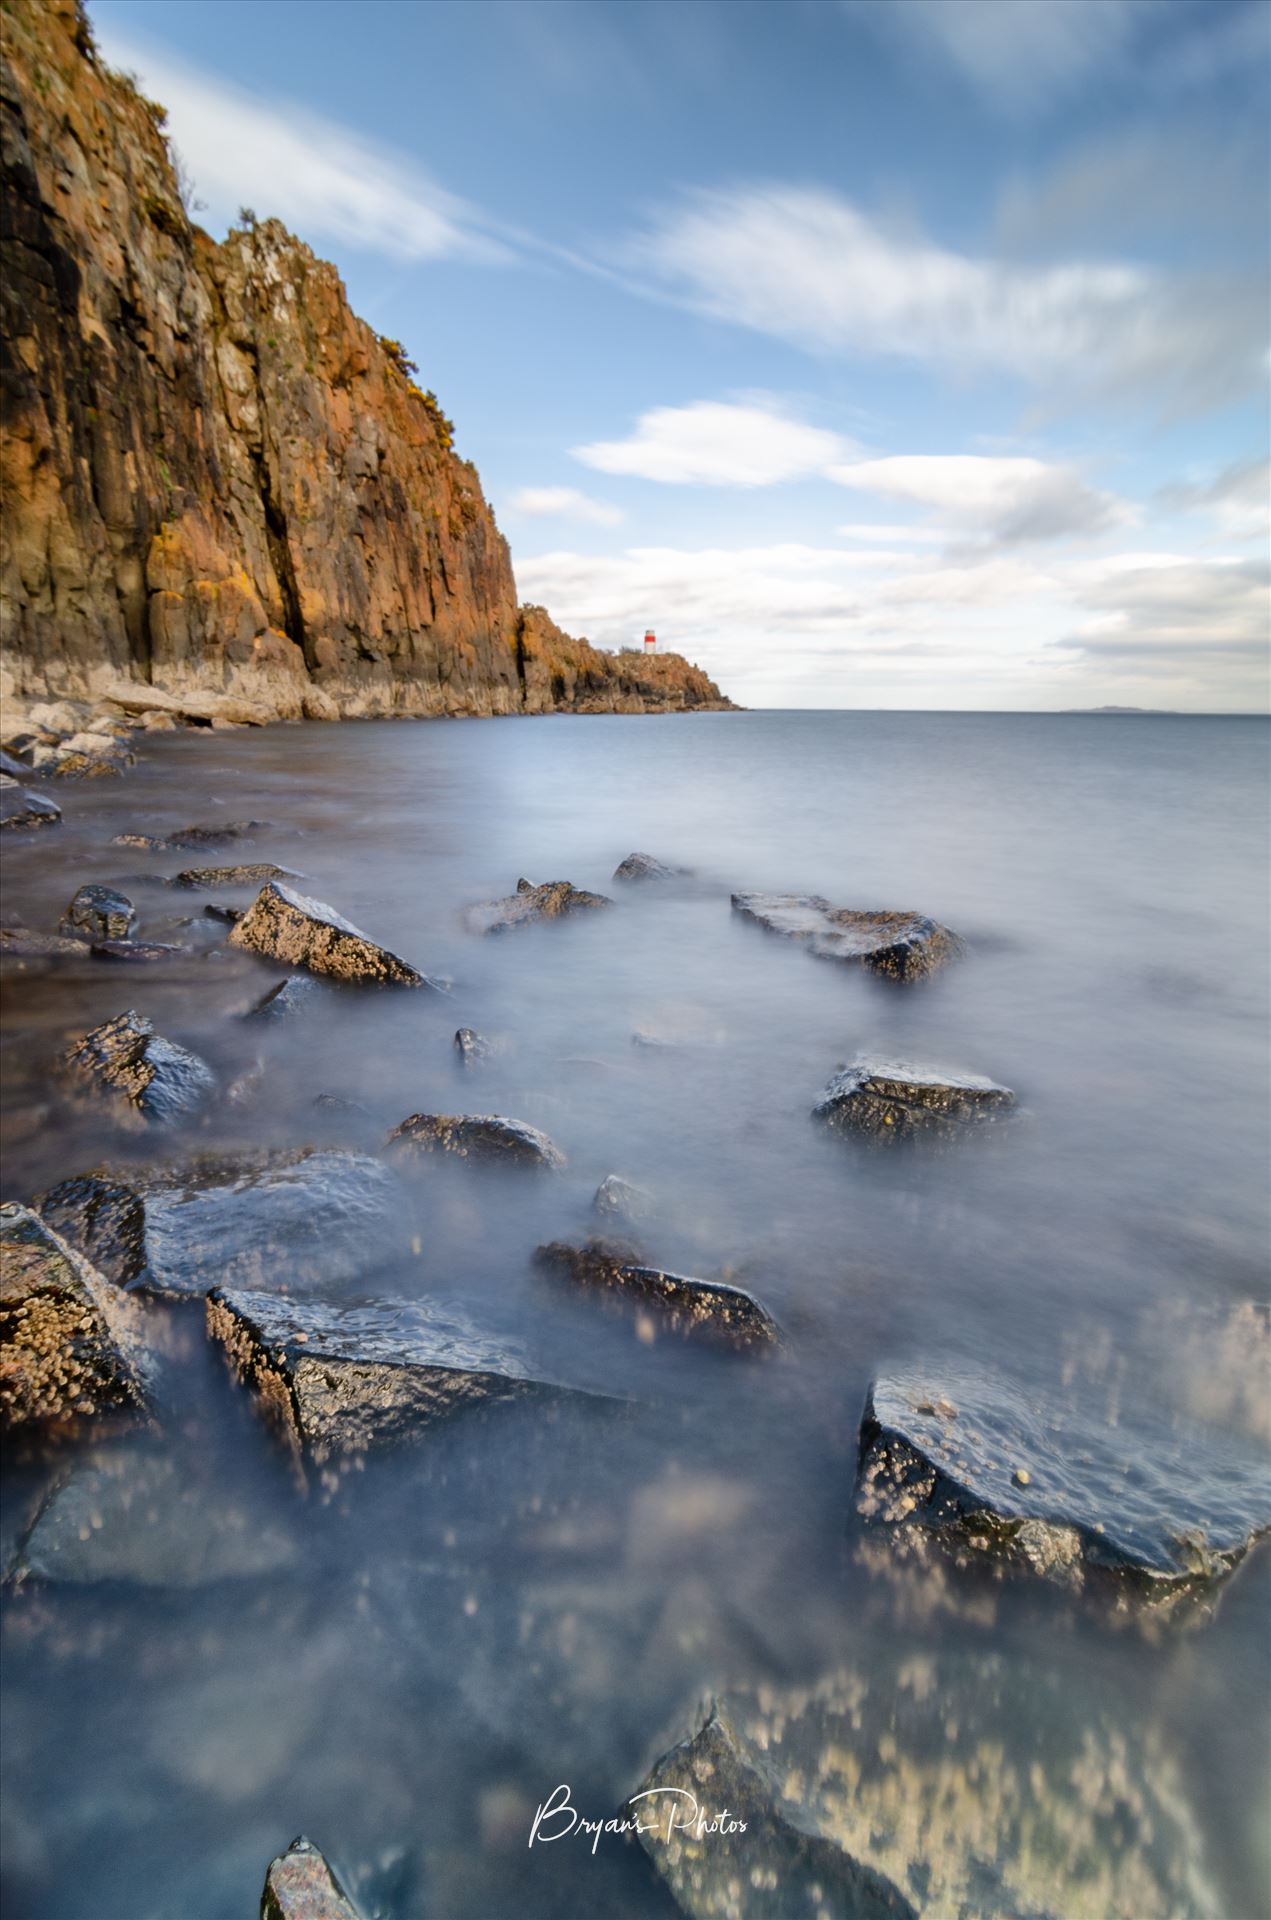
[0,0,731,719]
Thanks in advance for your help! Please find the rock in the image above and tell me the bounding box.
[453,1026,492,1067]
[111,832,167,850]
[536,1242,781,1349]
[60,883,137,942]
[91,939,190,962]
[166,820,269,850]
[813,1059,1015,1142]
[37,1149,404,1299]
[388,1112,565,1170]
[634,1658,1223,1920]
[0,784,61,829]
[202,904,243,925]
[613,852,686,882]
[0,927,89,962]
[593,1173,653,1225]
[207,1286,596,1462]
[58,1010,215,1127]
[62,729,126,757]
[244,973,321,1021]
[0,1205,151,1429]
[731,893,964,982]
[25,699,84,733]
[137,710,181,732]
[50,750,125,779]
[261,1836,364,1920]
[856,1364,1271,1617]
[465,878,613,936]
[229,882,428,986]
[0,749,30,776]
[173,863,303,889]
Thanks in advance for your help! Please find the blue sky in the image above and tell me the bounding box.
[90,0,1268,709]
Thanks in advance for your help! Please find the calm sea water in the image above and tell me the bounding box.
[2,711,1268,1918]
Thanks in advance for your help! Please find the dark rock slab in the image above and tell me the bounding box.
[536,1241,781,1349]
[613,851,687,882]
[90,939,190,963]
[466,877,612,935]
[229,882,427,986]
[59,1010,215,1127]
[388,1111,564,1170]
[110,832,167,850]
[0,927,89,962]
[173,863,302,889]
[261,1836,364,1920]
[244,974,321,1021]
[814,1058,1015,1142]
[732,892,964,981]
[0,783,61,829]
[0,1206,151,1429]
[203,904,243,925]
[856,1364,1271,1617]
[0,748,30,777]
[453,1026,492,1067]
[37,1149,404,1299]
[166,820,268,849]
[207,1286,598,1462]
[634,1656,1223,1919]
[60,883,136,942]
[593,1173,653,1224]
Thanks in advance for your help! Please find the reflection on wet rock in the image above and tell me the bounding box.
[731,892,964,982]
[58,1010,215,1127]
[814,1059,1015,1142]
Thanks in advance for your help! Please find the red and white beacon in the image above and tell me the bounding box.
[643,628,657,652]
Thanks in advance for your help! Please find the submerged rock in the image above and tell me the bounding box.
[110,832,167,850]
[856,1364,1270,1617]
[731,892,964,982]
[261,1836,364,1920]
[536,1242,781,1349]
[59,1010,215,1127]
[0,1206,151,1429]
[166,821,268,850]
[229,882,427,986]
[202,904,243,925]
[207,1286,598,1462]
[173,863,302,889]
[453,1026,492,1067]
[0,783,61,829]
[634,1655,1223,1920]
[613,852,687,882]
[91,939,189,963]
[814,1059,1015,1142]
[244,973,321,1021]
[37,1149,404,1299]
[60,883,136,942]
[593,1173,653,1225]
[465,877,612,935]
[388,1111,565,1170]
[0,927,90,962]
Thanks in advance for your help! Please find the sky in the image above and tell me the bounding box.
[89,0,1269,710]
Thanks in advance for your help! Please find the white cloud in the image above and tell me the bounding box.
[507,486,624,527]
[1065,555,1270,658]
[626,186,1266,411]
[837,523,949,545]
[573,400,849,487]
[865,0,1144,112]
[93,32,508,264]
[1158,459,1270,544]
[828,455,1127,543]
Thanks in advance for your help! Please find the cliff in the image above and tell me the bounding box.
[0,0,732,719]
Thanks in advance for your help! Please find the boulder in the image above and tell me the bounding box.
[465,878,612,935]
[261,1836,364,1920]
[856,1365,1270,1618]
[60,883,136,942]
[813,1059,1015,1142]
[731,893,964,982]
[0,748,30,776]
[62,729,127,757]
[229,882,428,986]
[593,1173,653,1225]
[388,1112,564,1170]
[244,974,321,1021]
[50,750,125,779]
[37,1149,404,1299]
[207,1286,599,1462]
[453,1026,492,1067]
[58,1010,215,1126]
[0,783,61,829]
[0,1206,151,1428]
[536,1242,781,1349]
[173,863,303,889]
[613,852,687,882]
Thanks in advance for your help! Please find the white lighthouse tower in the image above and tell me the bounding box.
[643,628,657,652]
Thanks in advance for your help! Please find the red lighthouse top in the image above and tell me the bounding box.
[643,629,656,649]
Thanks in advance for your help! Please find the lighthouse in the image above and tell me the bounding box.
[643,628,657,652]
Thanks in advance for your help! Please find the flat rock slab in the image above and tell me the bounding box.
[38,1149,405,1299]
[466,877,612,935]
[613,852,687,882]
[857,1364,1271,1616]
[59,1009,215,1127]
[0,927,90,962]
[229,882,426,986]
[90,939,190,963]
[207,1286,599,1462]
[0,1205,151,1428]
[111,820,267,851]
[536,1242,781,1349]
[634,1656,1223,1919]
[388,1112,564,1170]
[261,1836,364,1920]
[60,883,136,941]
[732,892,964,982]
[0,784,61,829]
[173,863,302,888]
[814,1058,1015,1142]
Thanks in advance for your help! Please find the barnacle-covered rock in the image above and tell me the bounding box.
[466,878,612,935]
[814,1059,1014,1142]
[388,1111,564,1170]
[0,782,61,829]
[0,1205,151,1429]
[229,882,427,986]
[60,883,136,942]
[732,892,963,982]
[58,1009,214,1126]
[536,1242,781,1349]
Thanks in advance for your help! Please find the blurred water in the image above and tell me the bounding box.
[2,711,1268,1919]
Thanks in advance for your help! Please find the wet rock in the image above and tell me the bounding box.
[166,821,269,850]
[173,863,303,889]
[453,1026,492,1067]
[62,729,129,758]
[536,1242,781,1349]
[613,852,687,882]
[111,832,167,850]
[202,904,243,925]
[60,883,136,942]
[50,750,125,779]
[813,1058,1015,1142]
[0,783,61,829]
[0,1206,151,1429]
[634,1655,1223,1920]
[37,1149,403,1299]
[0,927,89,962]
[593,1173,653,1225]
[207,1286,597,1462]
[388,1112,564,1170]
[0,749,30,776]
[856,1364,1270,1617]
[732,892,964,982]
[313,1093,372,1119]
[91,939,190,963]
[244,974,321,1021]
[261,1835,364,1920]
[58,1010,215,1127]
[229,882,427,986]
[465,877,612,935]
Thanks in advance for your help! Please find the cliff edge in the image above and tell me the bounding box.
[0,0,732,718]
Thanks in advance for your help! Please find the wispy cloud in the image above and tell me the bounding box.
[858,0,1146,114]
[828,455,1128,543]
[1156,459,1270,543]
[507,486,624,527]
[574,400,850,487]
[1058,554,1270,704]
